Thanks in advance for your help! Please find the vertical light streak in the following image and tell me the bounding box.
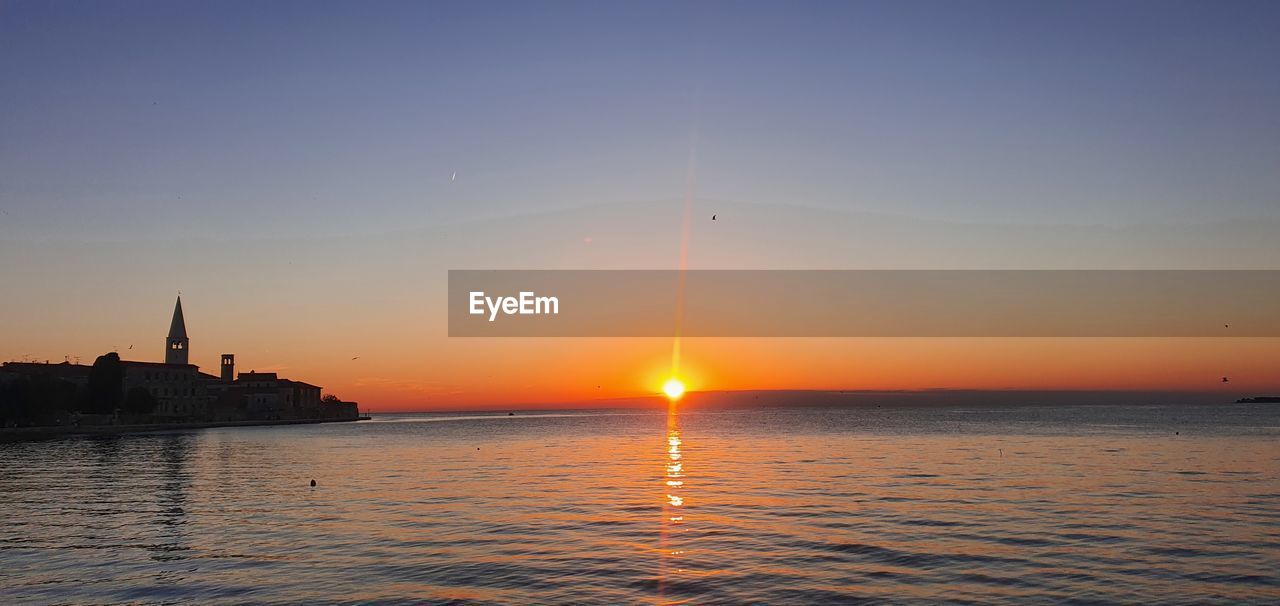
[671,136,698,382]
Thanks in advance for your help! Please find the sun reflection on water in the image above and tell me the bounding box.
[666,430,684,506]
[659,405,687,600]
[665,411,684,513]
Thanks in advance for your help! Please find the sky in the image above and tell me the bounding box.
[2,1,1279,409]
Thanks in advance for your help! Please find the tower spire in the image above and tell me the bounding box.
[165,295,189,365]
[169,296,187,340]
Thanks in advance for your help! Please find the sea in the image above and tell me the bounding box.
[2,403,1278,604]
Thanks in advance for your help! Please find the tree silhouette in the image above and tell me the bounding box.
[86,352,124,414]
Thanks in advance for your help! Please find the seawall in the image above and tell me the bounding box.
[0,417,364,443]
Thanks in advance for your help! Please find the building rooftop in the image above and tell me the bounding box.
[120,360,197,369]
[1,361,92,376]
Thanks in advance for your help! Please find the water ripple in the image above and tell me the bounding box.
[2,404,1279,604]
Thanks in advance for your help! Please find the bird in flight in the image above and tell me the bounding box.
[711,214,716,220]
[352,356,360,360]
[1222,376,1229,383]
[128,344,133,350]
[451,171,457,182]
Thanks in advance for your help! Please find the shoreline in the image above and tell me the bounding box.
[0,417,368,443]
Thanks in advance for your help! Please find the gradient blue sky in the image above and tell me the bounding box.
[4,1,1280,407]
[3,0,1279,242]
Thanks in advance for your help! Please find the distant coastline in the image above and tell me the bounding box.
[353,390,1261,415]
[588,389,1254,411]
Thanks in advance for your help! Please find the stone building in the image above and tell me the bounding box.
[4,295,351,422]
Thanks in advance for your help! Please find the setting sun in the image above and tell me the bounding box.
[662,378,686,400]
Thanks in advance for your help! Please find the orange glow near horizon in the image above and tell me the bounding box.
[7,332,1274,411]
[320,337,1278,410]
[65,334,1267,411]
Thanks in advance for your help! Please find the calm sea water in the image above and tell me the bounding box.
[2,403,1279,604]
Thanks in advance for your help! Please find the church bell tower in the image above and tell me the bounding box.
[165,295,189,365]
